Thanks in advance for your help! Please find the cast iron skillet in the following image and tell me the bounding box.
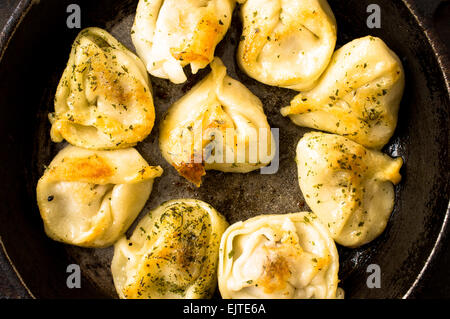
[0,0,448,299]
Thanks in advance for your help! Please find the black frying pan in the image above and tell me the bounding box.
[0,0,448,299]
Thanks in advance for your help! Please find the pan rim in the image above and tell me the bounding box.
[0,0,35,299]
[400,0,450,298]
[0,0,448,299]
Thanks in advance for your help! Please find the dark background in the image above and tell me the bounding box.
[0,0,448,299]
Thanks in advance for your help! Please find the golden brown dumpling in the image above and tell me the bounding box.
[111,199,228,299]
[296,132,403,247]
[281,36,405,149]
[36,145,163,247]
[51,27,155,150]
[237,0,337,90]
[132,0,235,83]
[159,58,275,186]
[219,212,342,299]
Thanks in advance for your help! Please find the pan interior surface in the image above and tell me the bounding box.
[0,0,448,298]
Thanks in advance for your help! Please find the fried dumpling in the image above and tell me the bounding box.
[281,36,405,149]
[111,199,228,299]
[50,27,155,150]
[132,0,235,84]
[237,0,337,91]
[36,145,163,247]
[159,58,275,186]
[296,132,403,248]
[218,212,342,299]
